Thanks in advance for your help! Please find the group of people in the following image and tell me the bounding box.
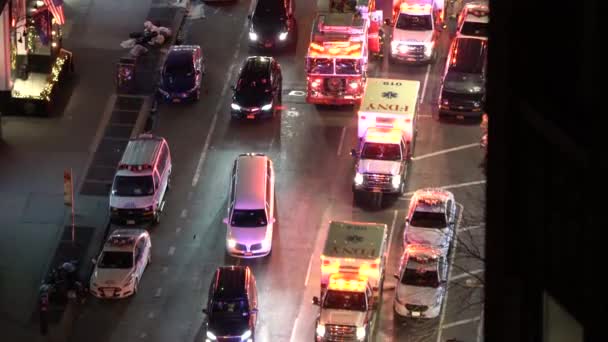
[121,21,173,57]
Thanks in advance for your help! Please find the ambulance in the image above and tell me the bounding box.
[358,78,420,146]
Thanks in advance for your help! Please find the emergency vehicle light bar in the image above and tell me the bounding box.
[107,236,136,246]
[406,244,441,260]
[309,41,363,57]
[328,274,368,292]
[118,164,153,171]
[400,2,433,14]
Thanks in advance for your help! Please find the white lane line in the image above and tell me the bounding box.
[180,209,188,218]
[437,203,464,342]
[154,288,162,297]
[386,210,399,260]
[161,266,168,274]
[477,308,485,342]
[289,317,300,342]
[412,142,480,161]
[304,253,314,286]
[147,312,155,319]
[441,316,481,330]
[176,227,182,234]
[401,180,486,197]
[459,225,483,233]
[168,246,176,256]
[336,126,347,156]
[420,64,432,104]
[450,268,484,282]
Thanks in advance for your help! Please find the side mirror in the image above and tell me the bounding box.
[383,18,391,26]
[231,85,236,92]
[393,273,399,280]
[202,308,208,315]
[312,296,320,305]
[350,148,358,157]
[250,308,259,314]
[223,218,229,224]
[91,258,97,265]
[247,14,252,20]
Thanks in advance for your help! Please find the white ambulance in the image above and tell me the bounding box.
[358,78,420,147]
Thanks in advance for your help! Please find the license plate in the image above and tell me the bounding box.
[127,219,135,225]
[172,98,180,103]
[265,43,272,47]
[457,115,465,119]
[411,311,420,317]
[246,114,255,119]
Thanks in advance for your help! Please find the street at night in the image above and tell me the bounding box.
[1,0,487,341]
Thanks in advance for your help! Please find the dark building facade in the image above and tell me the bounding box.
[485,0,601,342]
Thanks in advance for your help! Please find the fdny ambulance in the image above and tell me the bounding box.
[358,78,420,146]
[388,0,443,63]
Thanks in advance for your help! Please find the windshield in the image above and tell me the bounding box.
[112,175,154,197]
[460,21,488,37]
[361,142,402,161]
[402,267,440,287]
[324,290,367,311]
[212,299,250,316]
[410,210,447,228]
[335,59,361,75]
[231,209,268,227]
[307,58,333,74]
[254,0,285,18]
[396,14,433,31]
[98,251,133,269]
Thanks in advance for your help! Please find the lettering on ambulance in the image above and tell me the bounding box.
[365,103,409,112]
[382,81,402,86]
[332,246,377,258]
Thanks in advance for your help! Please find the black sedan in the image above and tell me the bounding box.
[247,0,296,49]
[230,56,282,120]
[158,45,204,102]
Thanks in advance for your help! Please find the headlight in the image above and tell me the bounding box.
[316,324,326,337]
[473,101,481,107]
[392,175,401,188]
[249,32,258,41]
[261,103,273,111]
[470,86,482,93]
[354,173,364,186]
[231,103,241,110]
[356,326,366,340]
[206,331,217,340]
[227,238,237,248]
[424,42,434,56]
[241,330,252,340]
[278,31,288,41]
[441,98,449,105]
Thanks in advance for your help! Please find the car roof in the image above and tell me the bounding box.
[234,154,268,210]
[412,188,452,212]
[448,37,487,73]
[212,266,249,300]
[254,0,286,14]
[241,56,272,77]
[103,229,148,252]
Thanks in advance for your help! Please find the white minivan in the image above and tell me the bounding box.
[109,134,171,225]
[223,153,275,258]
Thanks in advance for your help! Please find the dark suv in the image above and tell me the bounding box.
[247,0,296,49]
[203,266,258,342]
[158,45,204,102]
[438,37,487,119]
[230,56,282,119]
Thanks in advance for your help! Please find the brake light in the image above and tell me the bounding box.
[321,257,340,274]
[359,258,380,277]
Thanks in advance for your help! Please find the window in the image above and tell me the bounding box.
[231,209,268,227]
[98,251,133,269]
[113,175,154,196]
[410,210,447,228]
[157,145,167,175]
[361,142,402,161]
[396,13,433,31]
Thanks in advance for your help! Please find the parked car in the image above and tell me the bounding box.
[158,45,205,102]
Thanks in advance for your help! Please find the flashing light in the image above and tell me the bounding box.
[241,330,252,340]
[321,256,340,274]
[231,103,241,111]
[118,164,153,172]
[356,326,366,339]
[400,2,433,14]
[261,103,273,111]
[309,41,362,57]
[366,128,403,144]
[311,78,322,89]
[359,258,381,278]
[349,81,359,90]
[206,331,217,340]
[249,32,258,41]
[316,324,326,337]
[278,32,288,41]
[328,275,368,292]
[354,172,364,186]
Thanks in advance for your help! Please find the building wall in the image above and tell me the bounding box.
[485,0,601,342]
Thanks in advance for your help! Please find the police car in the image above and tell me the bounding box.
[403,188,457,256]
[393,244,448,318]
[90,229,151,299]
[456,1,489,39]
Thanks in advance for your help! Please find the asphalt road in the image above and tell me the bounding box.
[68,0,486,341]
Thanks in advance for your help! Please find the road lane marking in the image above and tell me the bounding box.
[154,288,162,297]
[289,317,300,342]
[401,180,486,197]
[336,126,347,156]
[168,246,176,256]
[180,209,188,218]
[437,203,464,342]
[441,316,481,329]
[420,64,432,104]
[477,308,485,342]
[304,252,314,286]
[176,227,182,234]
[411,142,480,161]
[386,210,399,260]
[459,225,483,233]
[147,312,155,319]
[450,268,484,282]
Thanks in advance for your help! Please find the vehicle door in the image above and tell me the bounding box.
[228,160,237,221]
[438,256,448,298]
[133,240,144,278]
[400,136,409,171]
[156,144,168,202]
[153,170,162,210]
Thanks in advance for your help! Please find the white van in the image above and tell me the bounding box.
[109,134,172,225]
[223,153,275,258]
